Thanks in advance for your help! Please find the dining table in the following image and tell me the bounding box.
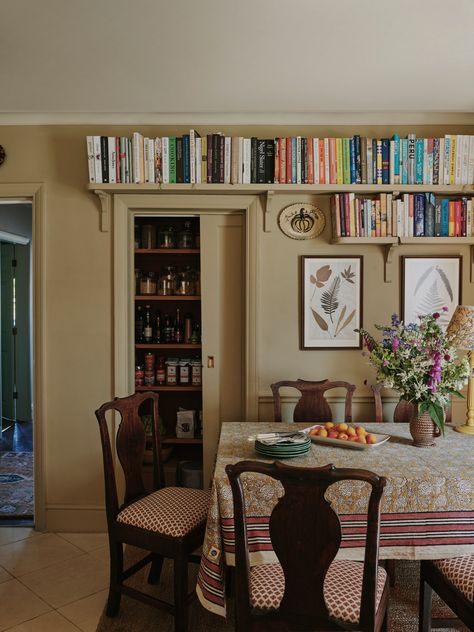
[196,421,474,617]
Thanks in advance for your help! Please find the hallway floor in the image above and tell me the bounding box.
[0,528,108,631]
[1,422,33,520]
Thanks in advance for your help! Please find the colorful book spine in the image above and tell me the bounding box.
[381,138,390,184]
[376,140,383,185]
[401,139,408,184]
[366,138,373,184]
[440,199,449,236]
[354,135,361,184]
[393,134,400,184]
[168,137,177,183]
[407,133,416,184]
[414,194,425,236]
[424,193,435,236]
[336,137,343,185]
[349,138,356,184]
[415,138,424,184]
[432,138,440,185]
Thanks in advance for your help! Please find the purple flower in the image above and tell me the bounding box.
[433,312,440,319]
[444,354,451,361]
[442,306,449,312]
[383,359,389,367]
[392,338,400,352]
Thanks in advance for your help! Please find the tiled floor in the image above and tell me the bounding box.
[0,527,109,631]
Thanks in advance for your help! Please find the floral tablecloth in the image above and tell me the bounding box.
[197,422,474,616]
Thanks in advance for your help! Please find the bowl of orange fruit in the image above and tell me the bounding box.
[302,422,390,450]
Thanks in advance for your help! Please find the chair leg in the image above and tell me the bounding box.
[174,553,189,632]
[106,541,123,617]
[148,553,164,585]
[386,559,396,587]
[380,609,388,632]
[419,563,433,632]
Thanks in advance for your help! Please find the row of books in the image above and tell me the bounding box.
[86,132,474,186]
[331,193,474,238]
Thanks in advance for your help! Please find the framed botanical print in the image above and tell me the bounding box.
[401,256,462,329]
[301,256,363,349]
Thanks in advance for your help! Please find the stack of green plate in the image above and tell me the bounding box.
[255,436,311,459]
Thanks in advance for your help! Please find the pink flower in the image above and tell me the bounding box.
[392,338,400,352]
[433,312,440,319]
[442,306,449,312]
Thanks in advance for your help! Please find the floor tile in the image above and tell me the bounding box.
[0,565,12,584]
[0,579,50,631]
[4,611,80,632]
[57,532,107,552]
[59,589,107,632]
[88,544,109,564]
[20,553,109,608]
[0,533,82,577]
[0,527,39,547]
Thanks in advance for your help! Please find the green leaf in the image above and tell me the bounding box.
[428,402,445,436]
[446,389,465,399]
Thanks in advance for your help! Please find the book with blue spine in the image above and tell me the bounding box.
[291,137,297,183]
[401,139,408,184]
[183,134,190,183]
[392,134,400,184]
[372,139,378,183]
[424,193,435,236]
[381,138,390,184]
[349,138,356,183]
[414,194,425,236]
[434,199,442,236]
[441,199,449,236]
[415,138,424,184]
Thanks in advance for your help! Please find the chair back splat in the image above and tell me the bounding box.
[271,378,355,424]
[226,460,387,631]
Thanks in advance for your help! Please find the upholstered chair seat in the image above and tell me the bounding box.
[432,555,474,601]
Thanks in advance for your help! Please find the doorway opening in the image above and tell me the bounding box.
[0,201,33,524]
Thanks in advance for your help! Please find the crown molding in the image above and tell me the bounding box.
[0,111,474,126]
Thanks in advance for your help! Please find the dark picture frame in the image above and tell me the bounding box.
[401,255,462,329]
[300,255,363,349]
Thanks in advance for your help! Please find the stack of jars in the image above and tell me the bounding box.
[137,222,200,250]
[135,354,202,387]
[136,266,200,296]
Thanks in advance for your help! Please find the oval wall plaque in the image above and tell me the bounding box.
[278,203,326,240]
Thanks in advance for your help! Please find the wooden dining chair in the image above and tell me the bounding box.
[270,378,356,423]
[95,391,210,632]
[226,460,389,632]
[371,384,452,424]
[419,556,474,631]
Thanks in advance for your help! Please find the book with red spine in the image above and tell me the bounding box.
[319,140,325,184]
[344,193,351,236]
[329,138,337,184]
[279,138,286,183]
[286,137,292,183]
[307,137,314,184]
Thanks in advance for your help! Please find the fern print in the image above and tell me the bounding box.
[320,276,340,323]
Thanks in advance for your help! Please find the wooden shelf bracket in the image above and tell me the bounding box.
[262,190,275,233]
[94,190,111,232]
[384,242,398,283]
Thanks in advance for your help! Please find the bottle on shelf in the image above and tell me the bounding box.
[158,226,176,249]
[190,322,201,344]
[154,311,162,343]
[135,305,144,343]
[184,313,193,344]
[177,221,194,249]
[174,308,183,343]
[156,356,166,385]
[141,224,156,250]
[143,305,153,343]
[162,313,174,343]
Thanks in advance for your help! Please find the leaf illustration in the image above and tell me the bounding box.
[316,265,332,283]
[311,308,328,331]
[435,266,453,302]
[335,309,356,337]
[334,305,347,336]
[320,276,340,323]
[414,266,435,294]
[341,266,356,284]
[416,280,446,317]
[310,275,317,284]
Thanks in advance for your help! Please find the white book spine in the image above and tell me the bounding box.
[403,194,409,238]
[367,139,373,184]
[455,135,463,185]
[128,138,133,183]
[108,137,116,184]
[86,136,95,183]
[93,136,102,184]
[324,138,330,184]
[143,138,149,183]
[461,135,470,184]
[132,133,142,184]
[438,137,445,186]
[296,136,302,184]
[243,138,251,184]
[391,199,397,237]
[443,135,451,185]
[313,138,319,184]
[149,138,155,183]
[195,137,202,184]
[190,130,196,184]
[386,194,392,236]
[389,141,395,185]
[238,137,244,184]
[468,136,474,184]
[162,137,170,184]
[224,136,231,184]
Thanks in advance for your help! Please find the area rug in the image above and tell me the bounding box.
[96,551,467,632]
[0,451,33,516]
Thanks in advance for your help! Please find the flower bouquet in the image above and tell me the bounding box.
[358,310,470,436]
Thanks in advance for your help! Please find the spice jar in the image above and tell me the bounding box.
[157,266,177,296]
[158,226,176,249]
[178,221,194,249]
[179,359,191,385]
[165,358,179,386]
[140,272,157,295]
[175,266,195,296]
[155,357,166,385]
[191,358,202,386]
[135,365,144,387]
[144,352,155,370]
[141,224,156,250]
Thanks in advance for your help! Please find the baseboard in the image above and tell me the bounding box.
[45,504,107,532]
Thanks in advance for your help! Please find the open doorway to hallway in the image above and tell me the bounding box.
[0,201,33,524]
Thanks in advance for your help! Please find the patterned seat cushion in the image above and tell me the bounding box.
[117,487,210,537]
[250,559,387,625]
[433,555,474,601]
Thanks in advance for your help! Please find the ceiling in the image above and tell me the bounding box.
[1,0,473,122]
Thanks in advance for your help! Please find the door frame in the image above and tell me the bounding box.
[0,183,45,530]
[112,193,259,421]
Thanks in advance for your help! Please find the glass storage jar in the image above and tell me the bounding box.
[141,224,156,250]
[158,226,176,249]
[177,221,194,249]
[157,266,177,296]
[175,266,195,296]
[139,272,157,295]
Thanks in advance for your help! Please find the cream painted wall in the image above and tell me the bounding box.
[0,123,472,531]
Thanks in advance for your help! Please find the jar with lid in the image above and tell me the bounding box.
[135,365,145,387]
[165,358,179,386]
[175,266,195,296]
[140,272,157,295]
[157,266,177,296]
[177,221,194,249]
[179,359,191,385]
[190,358,202,386]
[158,226,176,249]
[141,224,156,250]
